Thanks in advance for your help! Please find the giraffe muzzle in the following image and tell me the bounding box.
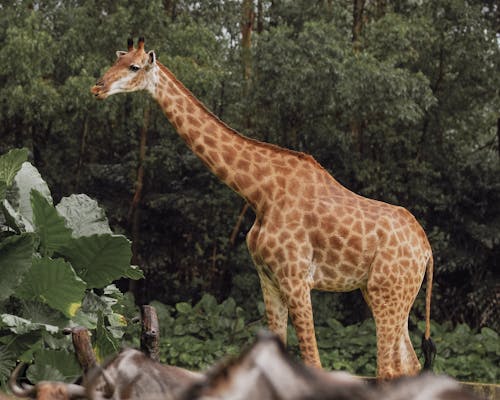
[91,81,107,99]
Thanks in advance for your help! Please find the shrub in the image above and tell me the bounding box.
[0,148,143,385]
[153,295,499,383]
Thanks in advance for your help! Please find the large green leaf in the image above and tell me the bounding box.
[6,162,51,226]
[0,233,34,301]
[27,349,81,383]
[0,314,58,335]
[31,190,72,256]
[56,194,112,237]
[26,363,65,383]
[59,234,132,288]
[0,148,28,186]
[17,257,86,318]
[0,346,16,382]
[20,300,68,330]
[1,200,25,233]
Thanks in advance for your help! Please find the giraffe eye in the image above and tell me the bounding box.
[129,65,140,72]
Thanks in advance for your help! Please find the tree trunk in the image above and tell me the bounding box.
[256,0,264,33]
[241,0,255,83]
[351,0,366,155]
[164,0,177,21]
[128,106,150,299]
[75,117,88,192]
[352,0,365,49]
[497,118,500,159]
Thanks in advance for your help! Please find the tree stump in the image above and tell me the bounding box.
[141,305,160,361]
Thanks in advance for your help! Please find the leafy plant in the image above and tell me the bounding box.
[153,294,261,369]
[0,148,143,385]
[152,294,499,383]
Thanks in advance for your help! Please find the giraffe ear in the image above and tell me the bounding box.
[116,51,127,58]
[147,50,156,64]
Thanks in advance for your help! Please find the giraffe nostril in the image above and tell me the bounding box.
[91,83,104,97]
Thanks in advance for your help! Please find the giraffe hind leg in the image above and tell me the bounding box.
[366,260,424,379]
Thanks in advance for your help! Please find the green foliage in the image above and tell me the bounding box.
[31,190,73,256]
[26,349,81,383]
[428,322,500,383]
[0,234,34,301]
[0,148,142,384]
[153,295,499,383]
[17,257,86,318]
[60,234,134,289]
[153,294,259,369]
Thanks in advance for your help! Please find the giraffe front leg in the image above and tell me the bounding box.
[282,280,322,368]
[257,267,289,344]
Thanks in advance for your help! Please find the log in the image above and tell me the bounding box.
[464,381,499,400]
[63,326,97,373]
[140,305,160,361]
[362,376,499,400]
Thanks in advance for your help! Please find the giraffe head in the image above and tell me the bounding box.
[91,37,158,99]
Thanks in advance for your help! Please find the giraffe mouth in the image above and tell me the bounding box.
[91,82,108,99]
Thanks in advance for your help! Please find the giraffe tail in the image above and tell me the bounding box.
[421,255,436,370]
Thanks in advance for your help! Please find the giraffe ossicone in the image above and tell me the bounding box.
[92,37,436,379]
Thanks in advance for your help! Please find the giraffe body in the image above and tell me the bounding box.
[92,38,434,379]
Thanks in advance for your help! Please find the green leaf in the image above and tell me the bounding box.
[71,308,98,330]
[17,257,86,318]
[176,302,192,314]
[0,346,16,382]
[122,264,144,280]
[173,324,186,335]
[27,349,81,383]
[0,314,58,335]
[27,363,65,383]
[7,163,51,226]
[0,233,34,300]
[18,302,67,337]
[59,234,132,288]
[94,312,119,363]
[107,312,127,327]
[56,194,113,237]
[31,190,72,256]
[1,200,24,233]
[480,327,498,340]
[196,294,218,313]
[0,148,28,186]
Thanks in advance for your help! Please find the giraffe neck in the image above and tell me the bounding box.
[150,61,338,216]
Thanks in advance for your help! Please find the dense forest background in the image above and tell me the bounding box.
[0,0,498,336]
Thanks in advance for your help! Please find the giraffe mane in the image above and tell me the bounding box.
[156,61,331,171]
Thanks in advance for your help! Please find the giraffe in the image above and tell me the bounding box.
[91,37,436,379]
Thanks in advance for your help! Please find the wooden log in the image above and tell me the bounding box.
[63,326,97,373]
[141,305,160,361]
[464,381,500,400]
[361,376,499,400]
